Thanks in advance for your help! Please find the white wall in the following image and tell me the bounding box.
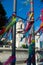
[35,33,40,49]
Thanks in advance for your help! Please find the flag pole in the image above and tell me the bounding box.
[11,0,17,65]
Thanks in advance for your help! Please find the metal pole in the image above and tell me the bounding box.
[11,0,16,65]
[30,0,36,64]
[27,0,36,65]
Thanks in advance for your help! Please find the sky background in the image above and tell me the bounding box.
[1,0,43,40]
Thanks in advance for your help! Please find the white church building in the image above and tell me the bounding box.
[35,33,40,49]
[16,19,26,48]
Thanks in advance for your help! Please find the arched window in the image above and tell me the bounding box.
[21,24,22,29]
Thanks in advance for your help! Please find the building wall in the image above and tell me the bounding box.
[40,41,43,48]
[40,33,43,48]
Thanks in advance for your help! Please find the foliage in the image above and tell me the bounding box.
[40,0,43,2]
[0,3,8,29]
[22,44,28,48]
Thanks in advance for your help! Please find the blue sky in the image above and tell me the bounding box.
[2,0,13,18]
[34,0,43,31]
[2,0,43,30]
[1,0,43,39]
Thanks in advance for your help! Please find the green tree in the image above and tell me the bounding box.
[0,2,8,29]
[40,0,43,2]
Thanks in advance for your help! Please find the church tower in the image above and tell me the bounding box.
[16,19,26,47]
